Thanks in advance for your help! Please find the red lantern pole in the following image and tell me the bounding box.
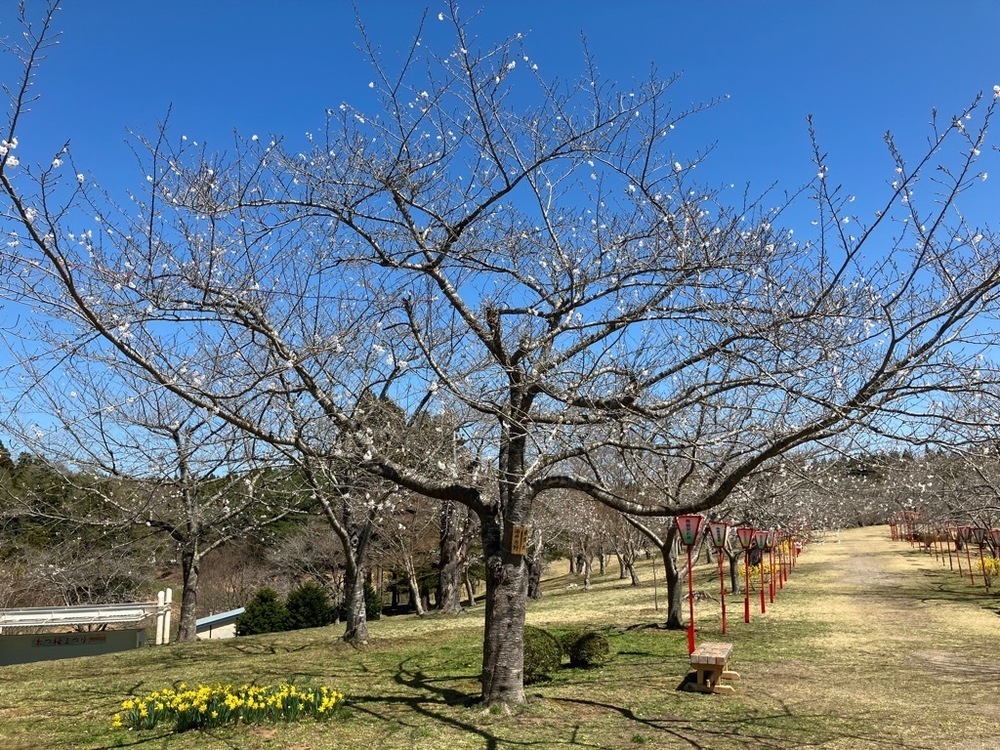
[767,531,777,603]
[973,528,989,591]
[959,526,975,585]
[778,532,787,588]
[735,527,755,624]
[686,545,695,651]
[945,525,954,571]
[676,514,703,655]
[708,521,729,635]
[754,529,769,614]
[953,526,963,578]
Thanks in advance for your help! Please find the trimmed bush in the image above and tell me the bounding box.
[566,630,611,668]
[236,587,289,636]
[286,581,336,630]
[559,629,585,654]
[523,625,562,683]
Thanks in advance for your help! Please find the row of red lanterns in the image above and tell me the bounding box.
[889,514,998,590]
[675,514,801,654]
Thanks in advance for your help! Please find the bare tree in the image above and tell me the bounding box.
[3,2,1000,704]
[2,356,299,641]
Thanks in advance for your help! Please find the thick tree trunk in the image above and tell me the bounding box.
[480,516,528,706]
[464,568,477,607]
[627,561,640,587]
[616,551,628,579]
[342,560,369,642]
[176,547,200,642]
[438,499,465,614]
[405,556,425,616]
[662,544,685,630]
[582,554,592,590]
[726,548,741,594]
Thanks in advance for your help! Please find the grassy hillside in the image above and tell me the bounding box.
[1,526,998,749]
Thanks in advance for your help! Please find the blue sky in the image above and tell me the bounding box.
[3,0,1000,451]
[11,0,999,208]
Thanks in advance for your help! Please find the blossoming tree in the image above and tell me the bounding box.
[3,2,1000,705]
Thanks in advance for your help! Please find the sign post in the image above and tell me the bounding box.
[775,530,786,589]
[972,528,989,590]
[958,526,975,585]
[754,529,770,614]
[952,525,963,578]
[735,527,756,624]
[766,530,777,602]
[707,521,730,635]
[675,514,703,655]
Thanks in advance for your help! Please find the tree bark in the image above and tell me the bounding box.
[525,527,544,600]
[616,551,628,580]
[405,555,425,616]
[480,516,527,706]
[342,559,369,642]
[437,499,465,614]
[627,561,641,587]
[726,548,741,594]
[464,568,477,607]
[176,546,200,642]
[662,540,685,630]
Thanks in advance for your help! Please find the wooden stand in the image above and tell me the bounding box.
[686,642,740,695]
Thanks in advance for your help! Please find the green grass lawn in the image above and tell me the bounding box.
[1,526,998,749]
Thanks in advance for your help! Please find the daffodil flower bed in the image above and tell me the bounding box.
[112,682,345,732]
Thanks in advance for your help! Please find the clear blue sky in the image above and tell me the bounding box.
[11,0,1000,206]
[3,0,1000,451]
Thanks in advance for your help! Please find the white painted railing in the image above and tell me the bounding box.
[0,588,173,644]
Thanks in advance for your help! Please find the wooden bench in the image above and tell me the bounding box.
[685,642,740,695]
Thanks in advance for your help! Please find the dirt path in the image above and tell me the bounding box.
[753,526,1000,749]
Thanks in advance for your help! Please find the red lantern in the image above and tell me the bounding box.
[707,521,729,549]
[675,514,704,655]
[735,526,756,550]
[707,522,730,634]
[734,527,755,623]
[676,514,704,547]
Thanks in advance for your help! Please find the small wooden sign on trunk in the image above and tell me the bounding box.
[505,523,531,556]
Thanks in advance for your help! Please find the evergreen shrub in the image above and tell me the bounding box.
[286,581,335,630]
[523,625,562,683]
[236,587,289,636]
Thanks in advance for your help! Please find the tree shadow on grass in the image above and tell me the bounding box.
[90,732,174,750]
[550,693,915,750]
[549,696,703,749]
[345,659,500,749]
